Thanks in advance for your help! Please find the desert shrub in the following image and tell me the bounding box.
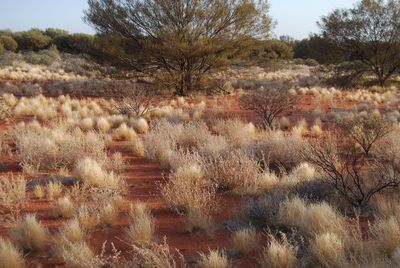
[0,43,4,53]
[214,118,255,147]
[239,86,299,128]
[0,96,13,123]
[260,233,297,268]
[201,150,262,194]
[114,88,155,118]
[199,250,229,268]
[23,46,61,66]
[0,35,18,52]
[336,112,393,155]
[0,237,25,268]
[240,192,287,228]
[161,164,216,215]
[303,136,400,208]
[232,227,259,255]
[14,124,109,172]
[14,29,51,51]
[304,58,319,66]
[11,214,48,251]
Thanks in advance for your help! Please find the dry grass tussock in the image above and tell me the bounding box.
[53,196,74,218]
[0,175,26,213]
[199,250,229,268]
[232,227,259,255]
[259,233,297,268]
[0,237,25,268]
[11,214,48,251]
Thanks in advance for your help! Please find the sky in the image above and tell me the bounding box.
[0,0,359,40]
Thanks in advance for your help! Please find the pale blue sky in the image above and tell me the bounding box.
[0,0,358,39]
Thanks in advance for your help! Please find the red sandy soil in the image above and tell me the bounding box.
[0,94,377,267]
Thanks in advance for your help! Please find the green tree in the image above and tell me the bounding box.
[14,29,52,51]
[0,35,18,52]
[85,0,273,95]
[319,0,400,86]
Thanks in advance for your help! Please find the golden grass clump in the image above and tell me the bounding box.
[126,213,155,244]
[46,181,63,200]
[11,214,48,251]
[33,184,44,199]
[232,227,259,255]
[199,250,229,268]
[114,123,137,141]
[54,196,74,218]
[59,219,85,243]
[309,232,346,267]
[99,203,119,227]
[76,206,99,230]
[371,216,400,257]
[0,237,25,268]
[260,234,297,268]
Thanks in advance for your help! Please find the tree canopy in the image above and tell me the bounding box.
[84,0,274,95]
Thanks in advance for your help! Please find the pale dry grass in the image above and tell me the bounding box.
[232,227,259,255]
[76,206,99,230]
[11,214,48,251]
[260,233,297,268]
[33,184,44,199]
[310,232,346,267]
[46,181,63,200]
[99,203,119,227]
[199,250,229,268]
[59,219,85,243]
[0,237,25,268]
[126,213,155,244]
[54,196,74,218]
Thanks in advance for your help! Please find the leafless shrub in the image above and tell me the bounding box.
[239,87,299,128]
[114,88,155,118]
[302,137,400,208]
[336,113,393,155]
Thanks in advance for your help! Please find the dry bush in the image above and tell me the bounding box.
[303,137,400,208]
[0,237,25,268]
[54,196,74,218]
[11,214,48,251]
[114,88,155,118]
[59,219,85,243]
[232,227,259,255]
[309,232,346,267]
[99,203,119,227]
[126,213,155,244]
[239,86,299,128]
[199,250,229,268]
[126,241,181,268]
[214,118,255,148]
[0,96,13,123]
[201,150,262,194]
[74,157,125,190]
[161,164,216,215]
[336,112,393,155]
[260,233,297,268]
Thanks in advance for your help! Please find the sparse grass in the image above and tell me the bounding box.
[76,206,99,230]
[59,219,85,243]
[232,227,259,255]
[46,181,63,200]
[11,214,48,251]
[0,175,26,212]
[309,232,346,267]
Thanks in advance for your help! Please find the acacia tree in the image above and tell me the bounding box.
[85,0,273,95]
[319,0,400,86]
